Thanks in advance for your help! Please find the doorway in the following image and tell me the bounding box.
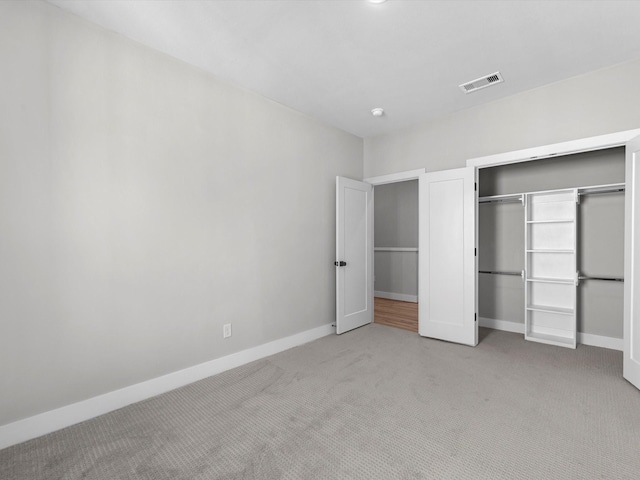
[362,169,425,334]
[372,179,419,332]
[335,169,424,336]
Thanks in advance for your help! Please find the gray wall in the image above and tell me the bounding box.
[373,181,418,298]
[478,202,524,323]
[364,59,640,178]
[0,1,362,427]
[478,148,625,338]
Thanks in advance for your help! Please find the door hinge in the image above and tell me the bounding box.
[334,261,347,267]
[475,182,477,191]
[474,248,477,257]
[475,313,477,322]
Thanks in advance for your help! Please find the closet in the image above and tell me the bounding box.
[478,148,625,349]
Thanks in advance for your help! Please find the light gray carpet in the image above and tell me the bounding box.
[1,325,640,479]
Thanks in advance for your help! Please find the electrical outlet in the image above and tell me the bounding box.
[223,323,232,338]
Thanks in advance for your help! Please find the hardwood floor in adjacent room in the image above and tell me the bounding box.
[374,297,418,333]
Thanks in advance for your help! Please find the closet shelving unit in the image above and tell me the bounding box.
[478,182,625,349]
[524,189,577,348]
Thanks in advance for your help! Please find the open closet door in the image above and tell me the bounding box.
[419,168,477,346]
[624,135,640,390]
[335,176,373,334]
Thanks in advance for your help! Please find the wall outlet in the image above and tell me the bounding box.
[223,323,232,339]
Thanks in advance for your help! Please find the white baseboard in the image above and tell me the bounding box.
[577,332,623,351]
[0,323,334,451]
[479,317,524,334]
[479,317,623,351]
[374,291,418,303]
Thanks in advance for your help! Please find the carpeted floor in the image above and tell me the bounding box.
[1,325,640,479]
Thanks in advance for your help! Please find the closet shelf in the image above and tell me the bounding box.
[526,304,574,315]
[374,247,419,252]
[526,249,574,254]
[526,219,574,224]
[526,277,575,285]
[525,331,575,348]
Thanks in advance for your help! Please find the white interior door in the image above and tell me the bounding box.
[336,176,373,334]
[419,167,477,346]
[624,135,640,390]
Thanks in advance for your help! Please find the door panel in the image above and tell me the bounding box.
[336,177,373,334]
[343,186,368,316]
[624,135,640,390]
[419,168,477,346]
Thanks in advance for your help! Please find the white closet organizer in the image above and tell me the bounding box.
[478,182,624,349]
[524,189,577,348]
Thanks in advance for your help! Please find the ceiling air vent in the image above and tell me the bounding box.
[459,71,504,94]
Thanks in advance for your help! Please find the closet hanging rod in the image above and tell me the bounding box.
[578,187,625,197]
[578,275,624,282]
[479,272,624,281]
[478,193,522,203]
[479,270,521,276]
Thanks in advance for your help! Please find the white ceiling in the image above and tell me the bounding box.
[47,0,640,138]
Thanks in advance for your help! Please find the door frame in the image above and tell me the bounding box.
[364,168,426,329]
[466,130,640,170]
[466,128,640,352]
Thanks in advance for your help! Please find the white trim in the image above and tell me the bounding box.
[479,317,623,351]
[374,291,418,303]
[578,332,624,351]
[0,323,334,450]
[364,168,425,186]
[479,317,524,334]
[374,247,418,252]
[467,129,640,168]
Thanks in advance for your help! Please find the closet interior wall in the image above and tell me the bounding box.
[478,147,625,340]
[373,180,419,302]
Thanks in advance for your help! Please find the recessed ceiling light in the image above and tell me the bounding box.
[369,0,387,4]
[371,108,384,117]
